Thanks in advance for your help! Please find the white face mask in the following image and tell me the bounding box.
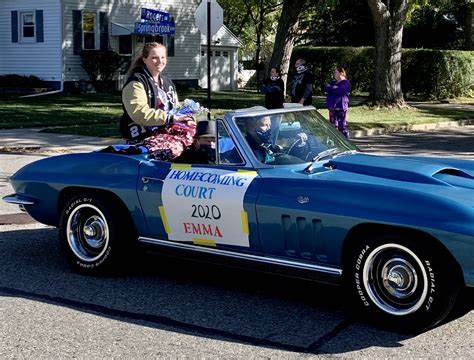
[296,64,306,73]
[270,76,279,81]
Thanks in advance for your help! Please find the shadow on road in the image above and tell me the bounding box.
[1,227,472,354]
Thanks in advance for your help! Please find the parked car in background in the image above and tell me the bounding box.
[4,105,474,333]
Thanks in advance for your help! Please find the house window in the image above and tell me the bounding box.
[82,11,96,49]
[20,11,35,40]
[118,35,132,55]
[215,51,221,57]
[144,34,174,57]
[165,35,175,57]
[223,51,229,57]
[11,10,43,43]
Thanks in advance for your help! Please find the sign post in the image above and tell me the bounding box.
[194,0,223,119]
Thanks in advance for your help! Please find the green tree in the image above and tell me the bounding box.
[404,0,471,49]
[297,0,374,47]
[268,0,312,88]
[241,0,281,88]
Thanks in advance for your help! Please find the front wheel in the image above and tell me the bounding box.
[343,234,460,332]
[59,193,135,274]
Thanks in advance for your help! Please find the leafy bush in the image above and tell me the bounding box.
[80,50,128,93]
[291,46,474,99]
[402,49,473,99]
[0,74,44,88]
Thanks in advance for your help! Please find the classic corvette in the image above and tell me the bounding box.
[3,106,474,332]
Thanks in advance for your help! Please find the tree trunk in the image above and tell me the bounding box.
[368,0,409,107]
[254,0,265,92]
[269,0,309,92]
[466,2,473,50]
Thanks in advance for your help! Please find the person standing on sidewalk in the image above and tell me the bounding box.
[287,59,315,106]
[324,67,351,138]
[261,67,284,109]
[120,42,194,142]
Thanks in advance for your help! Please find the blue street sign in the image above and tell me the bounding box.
[134,21,176,35]
[140,8,170,22]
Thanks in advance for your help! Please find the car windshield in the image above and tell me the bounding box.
[234,109,358,165]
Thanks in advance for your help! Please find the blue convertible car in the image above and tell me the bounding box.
[4,106,474,332]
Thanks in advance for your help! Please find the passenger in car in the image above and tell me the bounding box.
[120,42,194,142]
[173,120,216,164]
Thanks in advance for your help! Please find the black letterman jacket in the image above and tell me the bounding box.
[120,67,178,141]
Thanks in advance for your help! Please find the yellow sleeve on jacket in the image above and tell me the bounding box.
[122,81,170,126]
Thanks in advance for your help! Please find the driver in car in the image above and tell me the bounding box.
[245,116,308,163]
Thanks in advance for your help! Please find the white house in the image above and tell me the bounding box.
[0,0,242,92]
[200,25,243,91]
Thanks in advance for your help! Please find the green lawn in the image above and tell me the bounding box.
[0,91,472,138]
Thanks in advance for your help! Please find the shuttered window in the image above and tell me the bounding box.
[118,35,132,55]
[143,34,174,57]
[21,11,35,39]
[73,10,108,54]
[82,11,96,49]
[11,10,44,43]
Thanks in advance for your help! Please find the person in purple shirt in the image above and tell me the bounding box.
[324,67,351,138]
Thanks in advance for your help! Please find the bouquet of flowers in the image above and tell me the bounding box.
[142,99,208,161]
[169,98,209,119]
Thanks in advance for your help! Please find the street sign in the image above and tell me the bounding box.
[194,0,223,36]
[141,8,171,22]
[134,21,176,35]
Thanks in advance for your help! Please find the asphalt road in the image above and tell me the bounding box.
[351,125,474,158]
[1,127,474,358]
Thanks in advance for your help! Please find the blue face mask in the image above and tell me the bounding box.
[256,129,271,144]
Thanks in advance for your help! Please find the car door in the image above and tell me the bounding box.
[136,125,263,253]
[255,171,330,264]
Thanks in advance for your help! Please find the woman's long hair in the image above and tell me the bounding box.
[127,42,167,75]
[336,67,347,78]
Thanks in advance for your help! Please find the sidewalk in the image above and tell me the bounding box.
[0,128,121,154]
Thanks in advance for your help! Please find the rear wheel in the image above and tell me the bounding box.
[59,193,135,274]
[344,233,460,332]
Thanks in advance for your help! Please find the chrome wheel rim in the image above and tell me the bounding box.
[363,243,428,316]
[67,204,109,262]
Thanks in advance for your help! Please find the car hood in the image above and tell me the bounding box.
[325,153,474,188]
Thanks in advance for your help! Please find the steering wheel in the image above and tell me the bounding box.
[286,137,311,159]
[286,137,303,155]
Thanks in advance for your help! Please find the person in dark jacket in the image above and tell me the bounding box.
[120,42,194,142]
[261,67,284,109]
[244,116,308,163]
[324,67,351,138]
[173,120,216,164]
[288,59,314,106]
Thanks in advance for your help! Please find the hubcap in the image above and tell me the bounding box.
[363,243,428,316]
[382,259,417,297]
[67,204,109,262]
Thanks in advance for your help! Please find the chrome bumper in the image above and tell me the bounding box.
[2,194,36,206]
